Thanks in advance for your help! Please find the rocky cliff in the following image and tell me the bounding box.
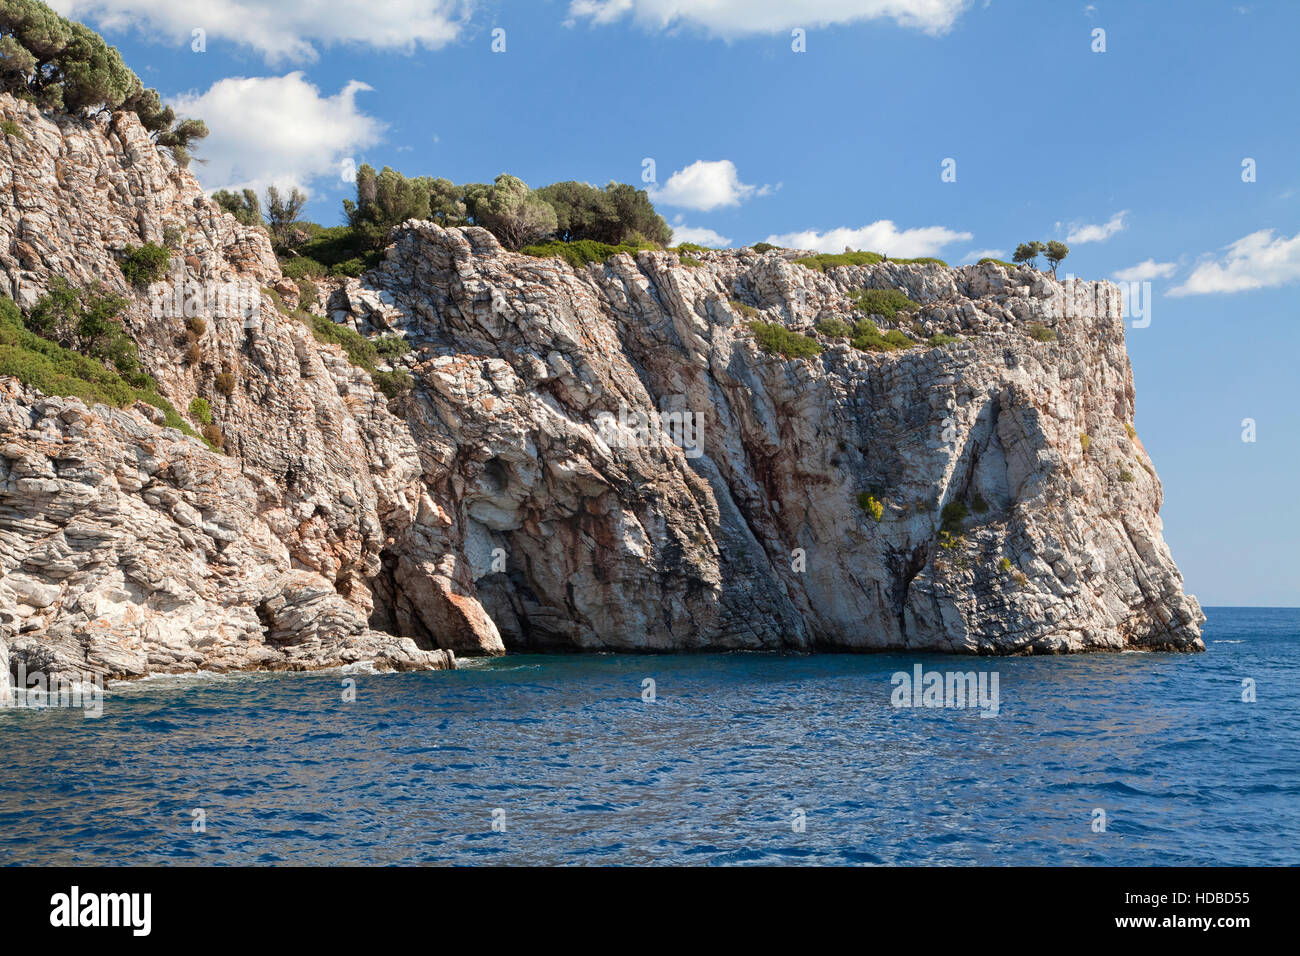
[0,97,1204,682]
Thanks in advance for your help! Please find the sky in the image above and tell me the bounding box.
[48,0,1300,606]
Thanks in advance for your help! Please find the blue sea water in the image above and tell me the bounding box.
[1,606,1296,866]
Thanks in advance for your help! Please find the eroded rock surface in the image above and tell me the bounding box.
[0,97,1203,680]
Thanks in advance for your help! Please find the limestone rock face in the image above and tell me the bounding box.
[340,226,1203,655]
[0,97,1203,681]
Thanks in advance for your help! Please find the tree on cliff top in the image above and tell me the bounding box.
[1044,240,1069,278]
[265,185,307,247]
[212,188,262,228]
[0,0,206,165]
[344,164,436,250]
[536,180,671,246]
[1013,241,1045,269]
[337,166,670,252]
[465,174,559,250]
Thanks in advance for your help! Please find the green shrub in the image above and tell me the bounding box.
[926,333,959,347]
[520,238,655,268]
[297,226,381,275]
[1,119,24,139]
[678,255,704,268]
[847,288,921,320]
[938,530,963,551]
[0,295,193,437]
[940,500,969,535]
[280,256,328,280]
[1079,433,1090,452]
[24,278,140,380]
[978,258,1020,270]
[305,315,377,370]
[163,224,186,250]
[850,318,914,352]
[748,321,822,359]
[1028,322,1057,342]
[1124,423,1137,440]
[188,396,212,424]
[857,492,884,522]
[971,493,989,514]
[119,243,172,287]
[815,317,853,338]
[374,336,411,359]
[794,250,883,271]
[998,557,1012,572]
[372,369,414,399]
[297,277,319,311]
[891,256,948,266]
[728,299,758,318]
[329,258,369,278]
[672,242,709,254]
[1119,469,1135,483]
[751,242,779,254]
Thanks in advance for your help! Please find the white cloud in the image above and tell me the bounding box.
[670,224,732,247]
[1065,210,1128,244]
[567,0,967,36]
[1169,229,1300,296]
[763,220,972,257]
[960,247,1005,263]
[52,0,472,64]
[1112,259,1177,282]
[650,160,757,211]
[171,73,384,195]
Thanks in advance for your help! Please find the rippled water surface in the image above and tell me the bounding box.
[2,607,1297,865]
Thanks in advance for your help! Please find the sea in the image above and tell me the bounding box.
[1,606,1296,865]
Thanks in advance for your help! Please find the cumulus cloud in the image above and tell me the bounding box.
[764,220,972,257]
[670,224,732,247]
[567,0,967,36]
[52,0,472,63]
[1065,210,1128,244]
[1169,229,1300,296]
[171,73,384,195]
[650,160,758,211]
[1112,259,1177,282]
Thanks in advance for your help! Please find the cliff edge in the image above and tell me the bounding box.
[0,97,1203,680]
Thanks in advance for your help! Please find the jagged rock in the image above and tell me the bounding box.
[0,95,1203,683]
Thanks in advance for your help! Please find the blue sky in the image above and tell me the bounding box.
[52,0,1300,605]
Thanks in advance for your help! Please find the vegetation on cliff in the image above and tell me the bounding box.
[0,293,194,435]
[0,0,207,165]
[222,164,675,280]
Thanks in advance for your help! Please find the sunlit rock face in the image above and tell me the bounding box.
[0,97,1202,680]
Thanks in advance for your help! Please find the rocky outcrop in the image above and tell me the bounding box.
[326,226,1203,655]
[0,96,1203,681]
[0,380,453,678]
